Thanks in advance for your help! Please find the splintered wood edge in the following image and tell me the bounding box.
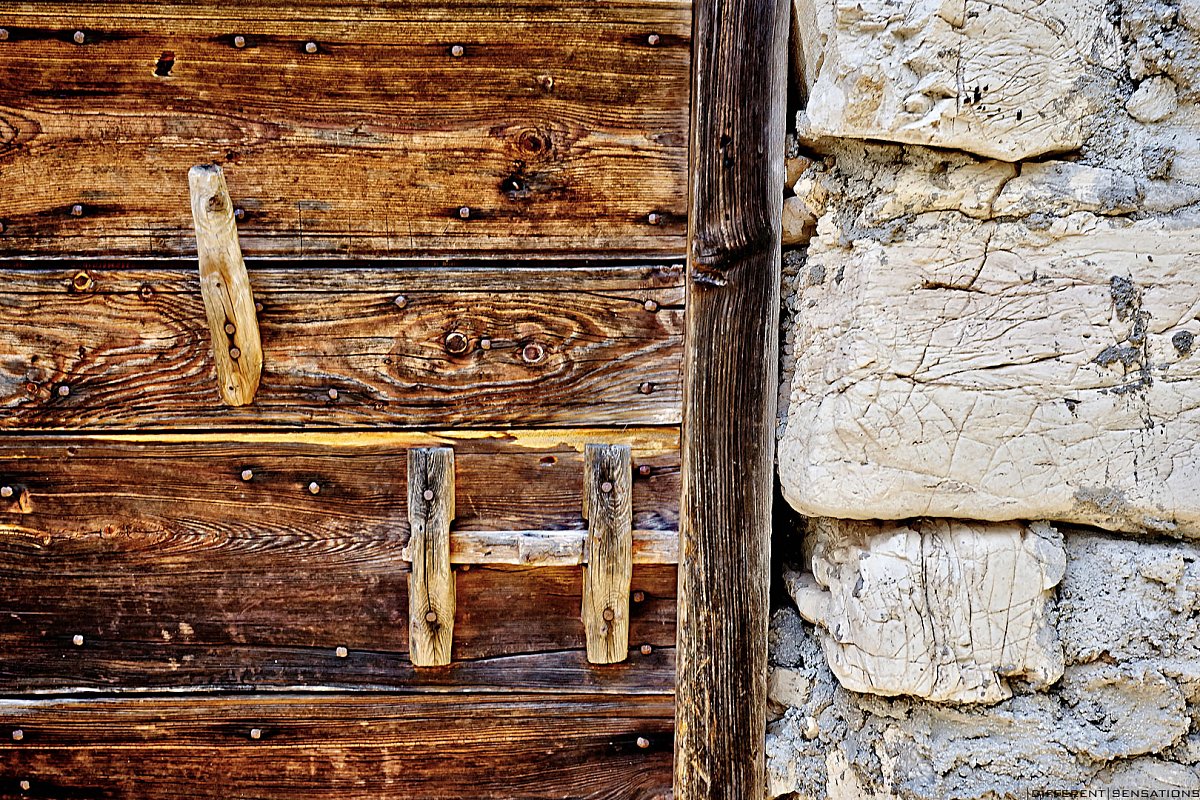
[407,447,456,667]
[188,163,262,406]
[582,443,634,664]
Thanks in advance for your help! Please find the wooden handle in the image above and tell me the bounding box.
[188,164,262,406]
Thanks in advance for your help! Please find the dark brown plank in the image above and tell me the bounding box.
[674,0,787,795]
[0,263,683,429]
[0,694,674,799]
[0,6,689,258]
[0,431,677,692]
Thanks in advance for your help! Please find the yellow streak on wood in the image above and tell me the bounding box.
[188,164,262,406]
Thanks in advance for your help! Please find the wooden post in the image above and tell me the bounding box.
[674,0,787,794]
[581,443,633,664]
[407,447,455,667]
[188,163,262,406]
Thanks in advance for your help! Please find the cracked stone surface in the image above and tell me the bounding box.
[767,528,1200,799]
[786,518,1065,703]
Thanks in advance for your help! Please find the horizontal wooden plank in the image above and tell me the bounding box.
[400,528,679,565]
[0,694,674,799]
[0,263,683,429]
[0,431,677,692]
[0,6,689,258]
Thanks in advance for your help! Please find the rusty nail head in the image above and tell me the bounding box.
[643,299,658,312]
[638,464,652,476]
[640,644,653,655]
[479,337,492,350]
[425,611,438,623]
[11,729,22,741]
[393,294,407,309]
[445,331,469,354]
[335,646,348,658]
[72,634,84,646]
[305,41,318,53]
[234,35,246,48]
[234,207,245,220]
[229,347,241,359]
[224,323,236,335]
[539,74,554,90]
[637,736,651,749]
[632,591,645,603]
[327,388,338,400]
[70,204,83,216]
[451,44,464,57]
[0,221,6,233]
[19,780,29,791]
[647,34,660,45]
[422,489,435,501]
[0,29,9,41]
[255,302,264,313]
[73,30,85,44]
[308,481,320,494]
[522,343,544,363]
[250,728,262,740]
[648,212,661,225]
[602,608,615,621]
[639,382,655,395]
[57,384,70,397]
[458,206,471,219]
[0,486,12,498]
[601,480,614,494]
[241,469,254,481]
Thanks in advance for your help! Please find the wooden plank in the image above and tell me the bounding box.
[0,263,682,430]
[402,528,678,565]
[0,6,689,258]
[582,443,633,664]
[0,694,674,798]
[407,447,455,667]
[674,0,788,795]
[188,164,263,406]
[0,430,680,534]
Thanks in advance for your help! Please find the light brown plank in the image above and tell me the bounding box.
[0,694,674,799]
[407,447,455,667]
[582,443,633,664]
[0,6,689,258]
[0,263,682,429]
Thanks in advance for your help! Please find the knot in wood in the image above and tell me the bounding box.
[602,608,615,621]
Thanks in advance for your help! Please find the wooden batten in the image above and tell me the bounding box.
[407,447,456,667]
[188,164,262,406]
[581,443,633,664]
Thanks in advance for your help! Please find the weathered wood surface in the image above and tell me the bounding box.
[0,5,689,258]
[188,164,263,406]
[0,262,682,429]
[582,444,633,664]
[0,694,674,798]
[407,447,455,667]
[407,528,677,565]
[674,0,787,795]
[0,430,679,533]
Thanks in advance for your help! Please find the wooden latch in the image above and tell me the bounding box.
[407,447,456,667]
[188,164,262,406]
[581,443,633,664]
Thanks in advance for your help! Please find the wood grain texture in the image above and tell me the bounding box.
[407,447,455,667]
[0,694,675,799]
[404,528,677,565]
[582,443,633,664]
[0,5,689,258]
[188,164,263,405]
[674,0,788,795]
[0,262,682,429]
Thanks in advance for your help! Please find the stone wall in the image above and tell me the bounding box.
[771,0,1200,796]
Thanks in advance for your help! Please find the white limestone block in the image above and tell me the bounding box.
[778,212,1200,535]
[792,0,1117,161]
[1126,76,1180,123]
[785,518,1065,703]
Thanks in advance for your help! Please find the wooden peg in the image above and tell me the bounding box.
[407,447,455,667]
[582,443,633,664]
[188,164,262,406]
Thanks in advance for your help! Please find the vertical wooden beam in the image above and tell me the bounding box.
[675,0,788,794]
[188,163,262,406]
[407,447,456,667]
[581,443,633,664]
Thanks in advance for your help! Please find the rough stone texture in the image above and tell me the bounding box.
[791,0,1119,161]
[767,529,1200,799]
[786,518,1065,703]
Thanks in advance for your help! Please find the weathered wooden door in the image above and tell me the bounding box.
[0,2,690,796]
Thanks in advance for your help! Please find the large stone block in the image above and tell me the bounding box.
[778,211,1200,536]
[786,518,1064,703]
[792,0,1118,160]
